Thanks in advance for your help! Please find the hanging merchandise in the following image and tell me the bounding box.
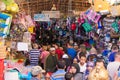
[82,20,93,32]
[111,18,119,33]
[0,13,12,37]
[102,16,115,27]
[98,20,103,29]
[88,0,94,5]
[0,1,6,11]
[2,0,19,13]
[97,20,103,34]
[0,37,5,46]
[71,23,76,31]
[106,0,120,5]
[0,46,7,59]
[93,0,110,15]
[23,32,31,43]
[86,9,101,23]
[25,15,35,28]
[28,26,34,33]
[110,5,120,17]
[0,59,4,80]
[10,24,26,41]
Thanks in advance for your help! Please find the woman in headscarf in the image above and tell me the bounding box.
[69,63,84,80]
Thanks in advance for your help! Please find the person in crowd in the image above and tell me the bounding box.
[73,58,78,63]
[62,48,72,71]
[51,59,66,80]
[69,63,84,80]
[31,66,45,80]
[53,43,64,60]
[107,52,120,80]
[45,47,58,73]
[113,68,120,80]
[78,53,87,74]
[29,43,41,66]
[73,42,79,51]
[87,54,97,62]
[65,72,74,80]
[89,45,97,55]
[88,61,109,80]
[95,57,106,68]
[77,44,87,59]
[85,61,94,80]
[108,44,119,62]
[110,28,120,43]
[40,45,50,69]
[45,72,52,80]
[67,43,77,60]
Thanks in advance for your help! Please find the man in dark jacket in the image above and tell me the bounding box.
[45,47,58,72]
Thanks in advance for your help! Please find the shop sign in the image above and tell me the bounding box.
[34,14,50,21]
[42,11,60,18]
[17,42,28,51]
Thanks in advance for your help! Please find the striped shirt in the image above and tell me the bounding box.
[51,69,66,80]
[29,49,40,66]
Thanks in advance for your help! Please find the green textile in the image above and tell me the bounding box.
[82,21,92,32]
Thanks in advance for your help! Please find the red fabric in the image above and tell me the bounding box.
[71,23,76,31]
[0,59,4,74]
[55,49,64,60]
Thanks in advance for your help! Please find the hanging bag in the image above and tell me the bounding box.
[86,9,101,23]
[82,20,93,32]
[111,18,119,33]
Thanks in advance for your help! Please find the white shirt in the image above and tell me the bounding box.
[78,63,87,73]
[107,61,120,80]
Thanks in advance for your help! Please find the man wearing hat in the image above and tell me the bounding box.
[45,47,58,73]
[31,66,45,80]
